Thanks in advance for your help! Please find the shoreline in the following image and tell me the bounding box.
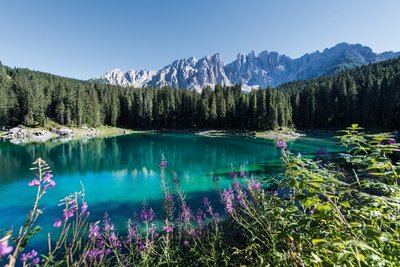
[157,128,305,141]
[0,126,150,144]
[2,125,366,144]
[256,129,304,141]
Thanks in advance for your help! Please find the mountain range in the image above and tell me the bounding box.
[101,43,400,91]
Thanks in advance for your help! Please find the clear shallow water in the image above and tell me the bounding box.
[0,133,342,250]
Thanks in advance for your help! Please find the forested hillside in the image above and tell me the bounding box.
[0,58,399,130]
[280,58,400,128]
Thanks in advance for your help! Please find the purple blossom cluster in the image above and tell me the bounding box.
[221,188,235,214]
[28,170,56,191]
[54,194,89,229]
[380,139,396,145]
[20,249,40,266]
[159,159,167,168]
[203,197,220,221]
[180,202,193,221]
[86,215,122,262]
[140,208,156,223]
[163,225,173,233]
[63,197,78,220]
[109,232,122,250]
[53,218,62,228]
[103,215,122,250]
[89,222,101,239]
[128,220,138,239]
[233,180,246,205]
[277,140,287,149]
[87,248,104,261]
[247,177,262,193]
[0,235,13,257]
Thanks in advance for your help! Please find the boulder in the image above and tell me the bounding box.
[4,127,52,143]
[52,127,74,136]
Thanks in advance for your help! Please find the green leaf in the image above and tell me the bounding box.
[312,239,329,245]
[311,252,323,263]
[341,202,351,208]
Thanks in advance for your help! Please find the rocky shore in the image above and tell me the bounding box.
[257,129,304,141]
[195,130,257,137]
[0,125,131,144]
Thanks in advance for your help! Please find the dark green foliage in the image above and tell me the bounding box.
[280,58,400,129]
[1,58,400,129]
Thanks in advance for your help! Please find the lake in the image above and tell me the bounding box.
[0,133,342,249]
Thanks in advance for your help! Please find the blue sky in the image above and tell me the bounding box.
[0,0,399,80]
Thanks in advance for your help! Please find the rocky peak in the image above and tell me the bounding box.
[100,43,400,90]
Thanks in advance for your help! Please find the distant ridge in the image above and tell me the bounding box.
[100,42,400,91]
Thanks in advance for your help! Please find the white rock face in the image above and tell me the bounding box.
[103,68,156,87]
[100,43,400,90]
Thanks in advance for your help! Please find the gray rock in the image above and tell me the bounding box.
[52,127,74,136]
[4,127,52,143]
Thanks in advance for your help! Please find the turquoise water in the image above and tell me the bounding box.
[0,133,342,249]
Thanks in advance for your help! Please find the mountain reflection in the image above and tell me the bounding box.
[0,134,279,184]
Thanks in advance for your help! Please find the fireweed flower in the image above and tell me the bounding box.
[81,202,88,212]
[0,235,13,257]
[221,188,235,214]
[103,213,115,232]
[163,225,173,233]
[183,240,189,247]
[138,241,146,252]
[203,198,221,220]
[28,179,40,187]
[109,232,122,249]
[32,257,40,265]
[81,201,90,217]
[247,177,262,193]
[196,210,206,229]
[89,222,101,238]
[53,218,62,228]
[277,140,287,149]
[87,248,104,261]
[63,208,75,220]
[60,195,80,220]
[140,209,155,223]
[43,172,53,183]
[29,167,56,190]
[380,139,396,145]
[128,220,138,239]
[159,159,167,168]
[181,202,192,221]
[233,179,246,205]
[48,180,56,188]
[20,250,39,265]
[204,197,213,214]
